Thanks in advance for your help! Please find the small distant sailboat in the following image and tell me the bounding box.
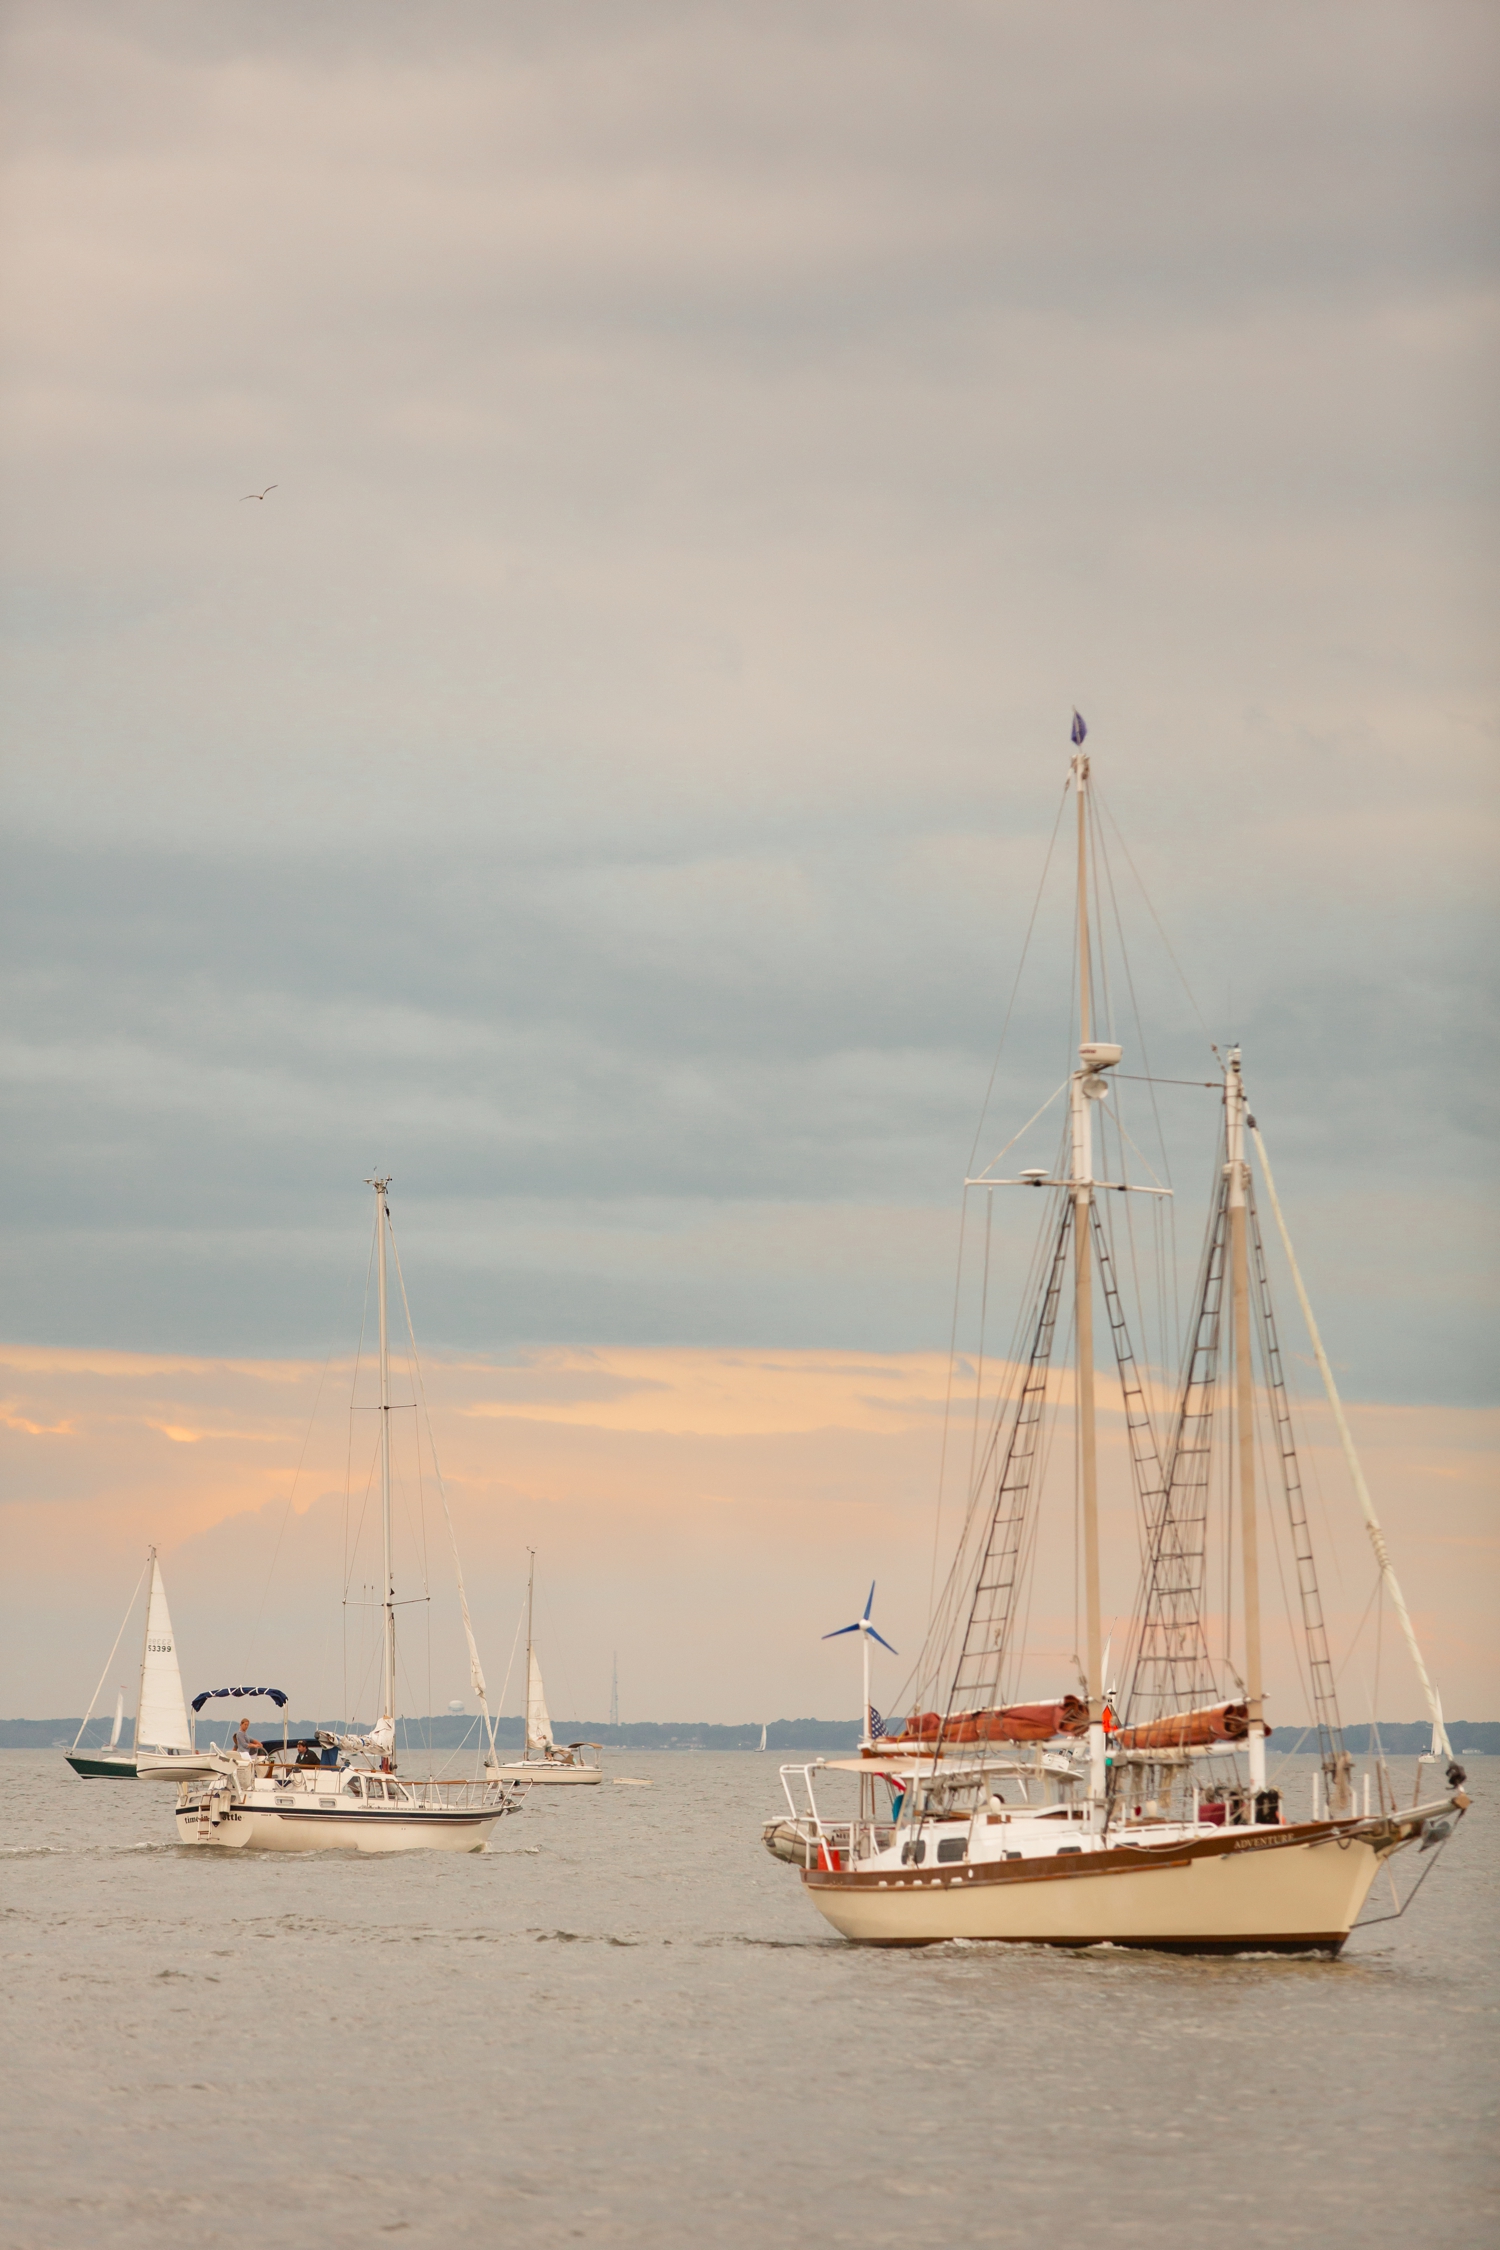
[759,1724,768,1752]
[65,1549,195,1780]
[489,1552,603,1785]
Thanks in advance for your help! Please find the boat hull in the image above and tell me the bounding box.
[490,1763,603,1786]
[802,1823,1384,1953]
[65,1751,138,1779]
[173,1797,504,1852]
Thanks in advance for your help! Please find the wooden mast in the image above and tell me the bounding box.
[1070,749,1106,1814]
[1224,1053,1267,1790]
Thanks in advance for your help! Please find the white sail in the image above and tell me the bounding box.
[109,1689,125,1749]
[525,1647,554,1749]
[136,1558,191,1751]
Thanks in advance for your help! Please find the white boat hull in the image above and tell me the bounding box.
[490,1762,603,1786]
[174,1795,504,1852]
[803,1820,1390,1953]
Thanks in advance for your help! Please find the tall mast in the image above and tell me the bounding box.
[1070,749,1106,1815]
[1224,1054,1267,1789]
[525,1548,536,1748]
[373,1178,397,1739]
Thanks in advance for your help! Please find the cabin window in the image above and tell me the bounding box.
[1058,1844,1082,1854]
[936,1838,967,1863]
[900,1839,928,1866]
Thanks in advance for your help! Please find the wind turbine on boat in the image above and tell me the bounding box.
[823,1584,897,1750]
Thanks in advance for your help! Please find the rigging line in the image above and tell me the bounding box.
[1371,1575,1388,1805]
[1096,790,1219,1059]
[243,1274,360,1680]
[1092,782,1176,1179]
[970,1079,1069,1180]
[965,1190,995,1506]
[1109,1107,1171,1192]
[1113,1075,1219,1090]
[1086,784,1113,1043]
[927,1186,974,1624]
[387,1220,500,1766]
[1332,1570,1384,1690]
[343,1215,378,1728]
[965,774,1071,1175]
[1252,1122,1447,1758]
[1255,1385,1318,1739]
[494,1593,528,1723]
[344,1213,377,1561]
[71,1557,151,1749]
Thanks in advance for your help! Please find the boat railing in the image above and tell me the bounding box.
[395,1777,516,1809]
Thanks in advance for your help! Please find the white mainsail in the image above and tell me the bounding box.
[136,1556,191,1752]
[525,1647,554,1750]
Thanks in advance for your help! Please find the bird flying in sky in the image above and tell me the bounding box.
[240,484,278,501]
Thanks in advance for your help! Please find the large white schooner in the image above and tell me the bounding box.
[149,1179,522,1851]
[767,731,1469,1951]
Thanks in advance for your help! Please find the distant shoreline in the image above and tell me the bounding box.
[5,1716,1495,1755]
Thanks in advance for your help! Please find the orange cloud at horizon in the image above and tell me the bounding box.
[2,1342,1495,1725]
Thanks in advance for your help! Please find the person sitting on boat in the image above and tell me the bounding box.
[231,1716,262,1759]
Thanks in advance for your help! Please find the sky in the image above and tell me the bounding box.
[2,1,1495,1721]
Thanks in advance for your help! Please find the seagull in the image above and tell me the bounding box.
[240,485,278,501]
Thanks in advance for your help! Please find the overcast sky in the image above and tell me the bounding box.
[2,3,1495,1717]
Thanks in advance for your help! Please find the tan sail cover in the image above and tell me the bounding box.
[1115,1700,1271,1751]
[525,1648,554,1749]
[137,1559,192,1751]
[881,1697,1089,1747]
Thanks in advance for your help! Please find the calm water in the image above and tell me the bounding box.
[2,1749,1495,2249]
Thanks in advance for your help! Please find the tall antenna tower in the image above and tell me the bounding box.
[609,1652,619,1730]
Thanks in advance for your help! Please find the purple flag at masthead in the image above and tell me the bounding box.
[1071,710,1087,746]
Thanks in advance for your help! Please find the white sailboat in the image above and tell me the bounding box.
[488,1552,603,1784]
[150,1178,522,1850]
[766,728,1469,1952]
[65,1549,195,1780]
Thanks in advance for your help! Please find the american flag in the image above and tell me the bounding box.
[867,1706,889,1739]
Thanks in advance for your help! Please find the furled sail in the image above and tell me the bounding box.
[317,1715,395,1756]
[1115,1701,1272,1752]
[136,1559,192,1751]
[881,1697,1088,1747]
[525,1648,554,1750]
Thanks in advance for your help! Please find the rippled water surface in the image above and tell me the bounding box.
[2,1750,1495,2248]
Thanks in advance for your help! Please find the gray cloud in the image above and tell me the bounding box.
[1,1,1494,1400]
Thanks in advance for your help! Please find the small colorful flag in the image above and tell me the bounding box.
[1071,710,1087,745]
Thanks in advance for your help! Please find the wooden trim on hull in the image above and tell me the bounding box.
[811,1929,1351,1955]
